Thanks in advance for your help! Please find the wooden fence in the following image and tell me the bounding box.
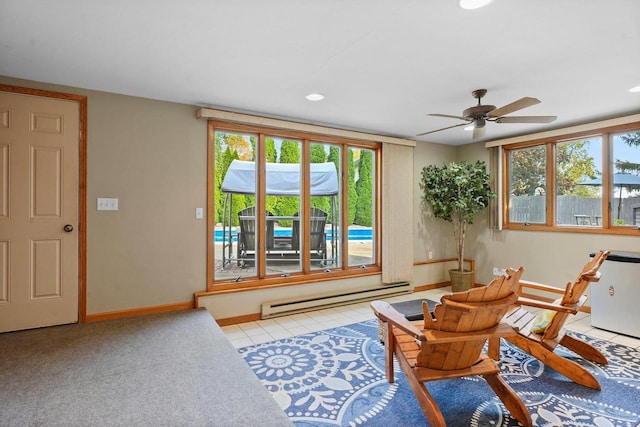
[510,195,640,225]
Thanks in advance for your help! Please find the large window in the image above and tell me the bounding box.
[504,123,640,233]
[208,122,380,289]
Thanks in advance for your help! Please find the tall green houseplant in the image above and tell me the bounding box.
[420,160,495,276]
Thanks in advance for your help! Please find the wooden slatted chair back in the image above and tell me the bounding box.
[417,267,524,371]
[291,207,327,253]
[238,206,257,250]
[238,206,275,252]
[542,250,609,340]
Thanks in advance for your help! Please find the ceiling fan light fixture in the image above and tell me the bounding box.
[419,89,554,139]
[459,0,493,10]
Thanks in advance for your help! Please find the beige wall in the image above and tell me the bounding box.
[1,76,208,314]
[85,91,207,313]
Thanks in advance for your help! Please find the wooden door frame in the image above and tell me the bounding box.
[1,83,88,323]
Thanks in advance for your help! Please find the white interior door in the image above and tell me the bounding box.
[0,91,79,332]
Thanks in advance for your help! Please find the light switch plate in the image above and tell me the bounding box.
[195,207,203,219]
[97,197,118,211]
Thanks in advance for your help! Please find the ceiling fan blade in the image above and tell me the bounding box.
[472,126,486,139]
[428,113,468,121]
[495,115,557,123]
[487,97,540,118]
[416,122,468,137]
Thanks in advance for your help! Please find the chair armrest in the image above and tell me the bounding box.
[586,271,602,283]
[371,300,425,341]
[516,296,578,314]
[518,279,564,294]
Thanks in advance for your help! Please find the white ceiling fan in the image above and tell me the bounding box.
[418,89,557,139]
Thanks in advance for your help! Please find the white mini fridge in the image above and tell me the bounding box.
[590,251,640,338]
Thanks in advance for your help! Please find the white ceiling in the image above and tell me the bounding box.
[1,0,639,146]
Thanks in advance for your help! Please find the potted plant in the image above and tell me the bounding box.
[419,160,495,292]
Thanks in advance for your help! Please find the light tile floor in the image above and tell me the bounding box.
[222,287,640,350]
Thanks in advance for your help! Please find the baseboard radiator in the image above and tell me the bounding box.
[261,282,411,319]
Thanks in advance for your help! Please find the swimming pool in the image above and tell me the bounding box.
[214,227,372,242]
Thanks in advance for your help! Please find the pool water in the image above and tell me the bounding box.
[214,228,371,242]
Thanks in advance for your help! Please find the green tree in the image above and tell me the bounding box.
[327,146,340,170]
[262,138,278,214]
[214,132,225,224]
[265,137,277,163]
[279,140,300,163]
[310,144,331,216]
[616,160,640,174]
[556,140,599,197]
[347,149,358,224]
[617,132,640,174]
[621,132,640,147]
[326,146,341,224]
[509,146,546,196]
[354,150,373,226]
[511,141,599,198]
[214,132,256,226]
[220,146,247,226]
[274,141,301,223]
[249,136,257,161]
[225,133,252,160]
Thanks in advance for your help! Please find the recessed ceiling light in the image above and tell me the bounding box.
[629,85,640,93]
[459,0,493,9]
[305,93,325,101]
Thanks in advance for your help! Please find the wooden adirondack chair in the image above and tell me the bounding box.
[495,250,610,390]
[371,266,531,427]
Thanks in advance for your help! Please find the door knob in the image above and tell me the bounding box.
[63,224,74,232]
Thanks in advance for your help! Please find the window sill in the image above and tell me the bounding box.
[202,265,382,294]
[504,223,640,236]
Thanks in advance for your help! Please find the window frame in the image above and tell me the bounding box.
[206,121,382,292]
[502,121,640,236]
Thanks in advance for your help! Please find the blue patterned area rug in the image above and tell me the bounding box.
[238,319,640,426]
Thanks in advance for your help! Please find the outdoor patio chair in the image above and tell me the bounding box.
[292,207,327,263]
[236,206,274,266]
[371,267,531,427]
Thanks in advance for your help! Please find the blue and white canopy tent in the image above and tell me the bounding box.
[219,160,339,268]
